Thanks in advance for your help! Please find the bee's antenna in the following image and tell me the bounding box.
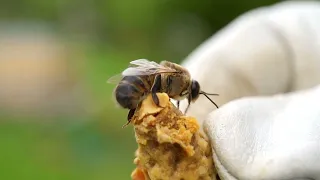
[199,91,219,96]
[200,91,219,108]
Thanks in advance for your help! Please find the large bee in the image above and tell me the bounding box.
[108,59,218,126]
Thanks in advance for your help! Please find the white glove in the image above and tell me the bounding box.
[179,1,320,179]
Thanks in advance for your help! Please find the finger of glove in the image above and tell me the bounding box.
[204,84,320,180]
[178,1,320,124]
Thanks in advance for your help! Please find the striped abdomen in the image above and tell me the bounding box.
[115,76,153,109]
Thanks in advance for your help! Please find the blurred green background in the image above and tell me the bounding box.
[0,0,279,179]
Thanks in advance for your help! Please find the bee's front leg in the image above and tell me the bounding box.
[184,94,192,114]
[151,74,161,106]
[122,108,136,128]
[127,108,136,121]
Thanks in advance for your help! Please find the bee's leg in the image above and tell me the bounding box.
[184,103,191,115]
[151,74,161,106]
[184,94,192,114]
[127,108,136,121]
[177,100,180,109]
[122,108,136,128]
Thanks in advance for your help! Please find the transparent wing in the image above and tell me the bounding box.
[129,59,162,68]
[107,74,123,84]
[122,59,177,76]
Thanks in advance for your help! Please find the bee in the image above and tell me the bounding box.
[108,59,219,126]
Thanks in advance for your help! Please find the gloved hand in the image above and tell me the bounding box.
[179,1,320,179]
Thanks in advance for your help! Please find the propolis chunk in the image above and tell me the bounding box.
[130,93,217,180]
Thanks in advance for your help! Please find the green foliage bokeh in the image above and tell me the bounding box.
[0,0,280,179]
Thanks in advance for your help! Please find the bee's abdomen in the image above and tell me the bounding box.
[115,76,148,109]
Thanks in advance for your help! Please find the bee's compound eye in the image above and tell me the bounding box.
[191,80,200,100]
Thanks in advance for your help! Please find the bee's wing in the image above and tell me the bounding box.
[129,59,162,68]
[122,59,177,76]
[107,74,123,84]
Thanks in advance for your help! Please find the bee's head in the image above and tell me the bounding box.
[190,80,219,106]
[185,79,219,114]
[190,80,200,102]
